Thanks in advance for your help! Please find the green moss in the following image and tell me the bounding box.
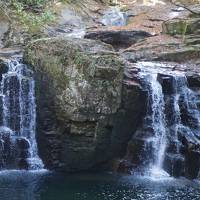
[73,51,90,69]
[24,37,123,95]
[0,0,55,33]
[163,18,200,36]
[170,20,188,35]
[25,50,67,90]
[93,54,122,68]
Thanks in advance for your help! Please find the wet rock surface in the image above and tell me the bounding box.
[0,127,32,169]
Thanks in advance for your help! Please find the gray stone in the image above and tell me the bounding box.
[23,36,146,171]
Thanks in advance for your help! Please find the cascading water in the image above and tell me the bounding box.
[101,7,127,26]
[139,72,168,177]
[134,62,200,178]
[0,59,43,170]
[164,75,200,177]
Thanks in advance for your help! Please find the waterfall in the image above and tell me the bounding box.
[172,76,200,147]
[101,7,127,26]
[136,62,200,178]
[0,59,43,170]
[148,74,167,176]
[139,72,168,177]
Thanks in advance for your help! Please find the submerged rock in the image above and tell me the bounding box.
[18,158,29,170]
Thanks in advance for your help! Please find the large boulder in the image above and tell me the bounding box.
[24,37,146,171]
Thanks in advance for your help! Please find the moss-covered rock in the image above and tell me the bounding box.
[162,18,200,35]
[24,36,146,172]
[24,37,123,118]
[24,37,129,171]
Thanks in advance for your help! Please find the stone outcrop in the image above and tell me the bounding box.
[23,36,146,171]
[121,6,200,65]
[122,36,200,64]
[85,29,152,49]
[162,17,200,35]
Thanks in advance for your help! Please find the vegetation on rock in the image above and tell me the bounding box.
[0,0,55,32]
[23,37,129,171]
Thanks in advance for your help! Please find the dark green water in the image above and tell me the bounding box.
[0,170,200,200]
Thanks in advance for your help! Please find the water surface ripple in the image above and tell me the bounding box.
[0,172,199,200]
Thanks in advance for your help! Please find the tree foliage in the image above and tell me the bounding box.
[0,0,55,32]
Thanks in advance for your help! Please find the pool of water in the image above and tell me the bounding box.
[0,170,200,200]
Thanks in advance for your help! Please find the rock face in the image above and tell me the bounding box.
[24,37,146,171]
[0,15,9,48]
[162,17,200,35]
[122,35,200,64]
[85,30,152,49]
[122,7,200,65]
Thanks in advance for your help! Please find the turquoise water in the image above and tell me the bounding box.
[0,170,200,200]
